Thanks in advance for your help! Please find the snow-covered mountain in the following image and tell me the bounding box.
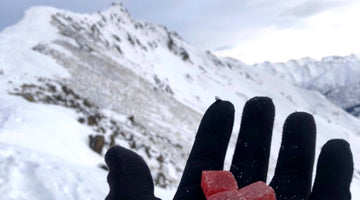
[0,3,360,199]
[255,54,360,117]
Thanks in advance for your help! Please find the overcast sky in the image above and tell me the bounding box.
[1,0,359,64]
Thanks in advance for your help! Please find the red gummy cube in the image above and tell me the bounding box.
[201,171,238,198]
[238,181,276,200]
[208,190,247,200]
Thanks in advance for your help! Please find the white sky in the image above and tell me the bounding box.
[214,1,360,64]
[1,0,360,64]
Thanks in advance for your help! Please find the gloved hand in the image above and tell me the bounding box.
[104,97,354,200]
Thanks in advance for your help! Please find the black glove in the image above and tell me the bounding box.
[105,97,354,200]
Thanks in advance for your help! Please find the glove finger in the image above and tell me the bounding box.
[230,97,275,188]
[270,112,316,200]
[173,100,235,200]
[105,146,160,200]
[308,139,353,200]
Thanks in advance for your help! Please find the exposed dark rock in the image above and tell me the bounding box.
[87,115,98,126]
[89,135,105,154]
[346,104,360,117]
[78,117,85,123]
[155,172,167,188]
[127,115,135,124]
[99,163,109,171]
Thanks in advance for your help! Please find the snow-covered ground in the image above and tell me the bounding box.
[0,3,360,199]
[255,55,360,117]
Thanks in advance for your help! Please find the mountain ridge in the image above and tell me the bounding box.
[254,54,360,117]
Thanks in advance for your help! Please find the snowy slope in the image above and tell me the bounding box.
[255,55,360,117]
[0,3,360,199]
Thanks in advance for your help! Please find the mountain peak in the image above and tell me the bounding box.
[98,2,133,23]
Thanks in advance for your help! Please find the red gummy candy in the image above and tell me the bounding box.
[238,181,276,200]
[201,171,238,198]
[208,190,247,200]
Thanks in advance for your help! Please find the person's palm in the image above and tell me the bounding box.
[104,97,353,200]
